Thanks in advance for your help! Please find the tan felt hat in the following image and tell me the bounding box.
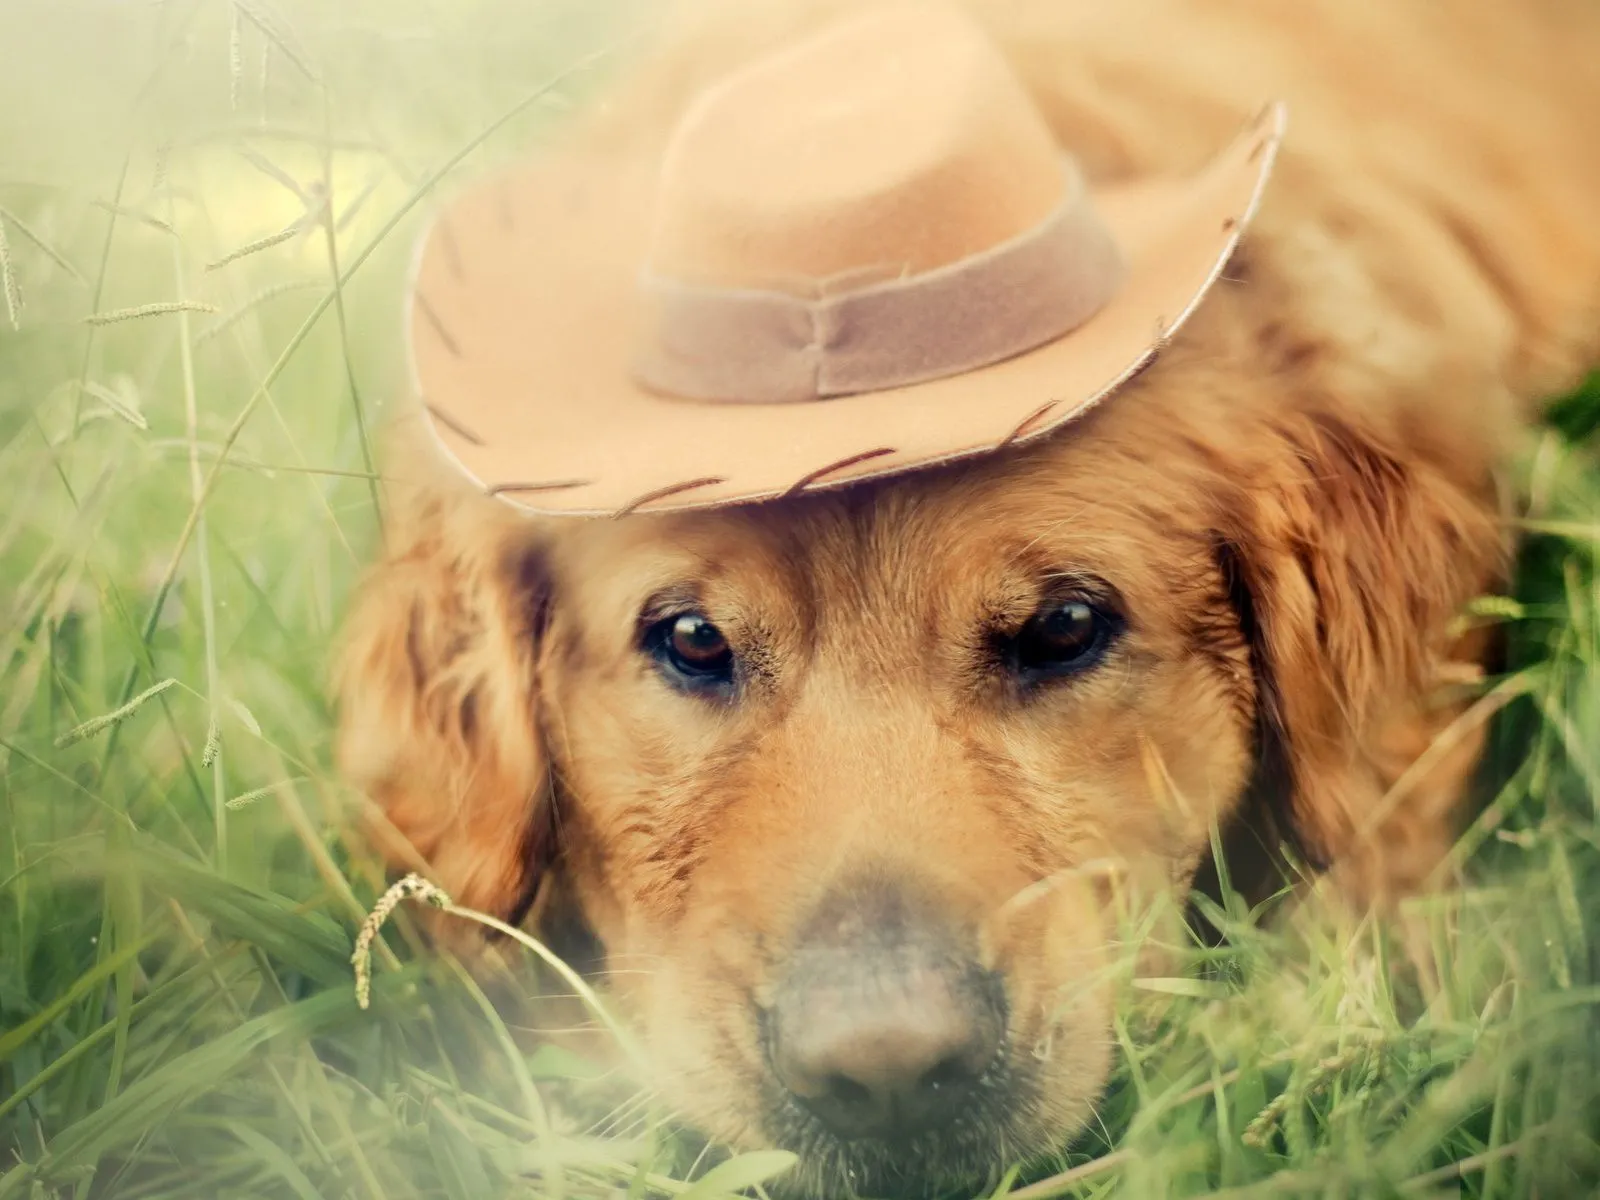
[407,1,1287,517]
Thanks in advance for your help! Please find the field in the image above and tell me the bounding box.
[2,2,1598,1197]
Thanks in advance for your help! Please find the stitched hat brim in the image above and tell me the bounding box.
[407,103,1286,517]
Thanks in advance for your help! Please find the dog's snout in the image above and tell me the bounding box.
[768,878,1005,1141]
[769,961,1003,1139]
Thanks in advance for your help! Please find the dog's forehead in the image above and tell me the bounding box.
[551,435,1194,614]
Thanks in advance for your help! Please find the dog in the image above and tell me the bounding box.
[334,0,1600,1194]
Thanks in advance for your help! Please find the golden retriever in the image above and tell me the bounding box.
[334,0,1600,1194]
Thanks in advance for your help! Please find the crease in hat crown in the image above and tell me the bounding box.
[632,1,1128,403]
[648,3,1064,286]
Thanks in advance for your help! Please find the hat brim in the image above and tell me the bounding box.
[407,102,1286,517]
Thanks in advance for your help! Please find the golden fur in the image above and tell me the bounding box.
[335,0,1600,1191]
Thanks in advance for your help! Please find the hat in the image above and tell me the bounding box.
[407,2,1286,516]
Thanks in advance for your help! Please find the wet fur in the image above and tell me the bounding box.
[335,0,1600,1192]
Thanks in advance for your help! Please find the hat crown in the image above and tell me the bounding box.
[647,3,1068,293]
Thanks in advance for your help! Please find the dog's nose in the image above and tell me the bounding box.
[767,878,1005,1141]
[769,965,1002,1138]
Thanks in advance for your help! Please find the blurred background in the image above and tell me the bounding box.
[1,2,1598,1197]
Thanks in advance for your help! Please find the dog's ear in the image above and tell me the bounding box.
[1212,408,1505,901]
[334,478,554,925]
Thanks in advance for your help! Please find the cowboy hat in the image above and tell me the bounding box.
[406,1,1286,516]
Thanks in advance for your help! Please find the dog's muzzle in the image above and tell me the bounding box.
[765,873,1007,1143]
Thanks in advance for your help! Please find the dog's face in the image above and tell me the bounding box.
[535,433,1257,1188]
[337,283,1501,1195]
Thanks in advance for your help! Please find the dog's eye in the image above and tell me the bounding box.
[645,612,735,691]
[1011,599,1115,680]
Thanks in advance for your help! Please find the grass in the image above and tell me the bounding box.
[2,2,1598,1197]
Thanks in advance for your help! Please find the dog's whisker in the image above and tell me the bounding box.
[586,1089,661,1140]
[980,859,1132,968]
[509,1022,611,1038]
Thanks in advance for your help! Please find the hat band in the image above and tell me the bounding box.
[631,166,1126,405]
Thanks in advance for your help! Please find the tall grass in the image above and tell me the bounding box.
[2,3,1598,1197]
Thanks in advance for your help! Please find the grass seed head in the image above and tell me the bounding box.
[352,873,452,1010]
